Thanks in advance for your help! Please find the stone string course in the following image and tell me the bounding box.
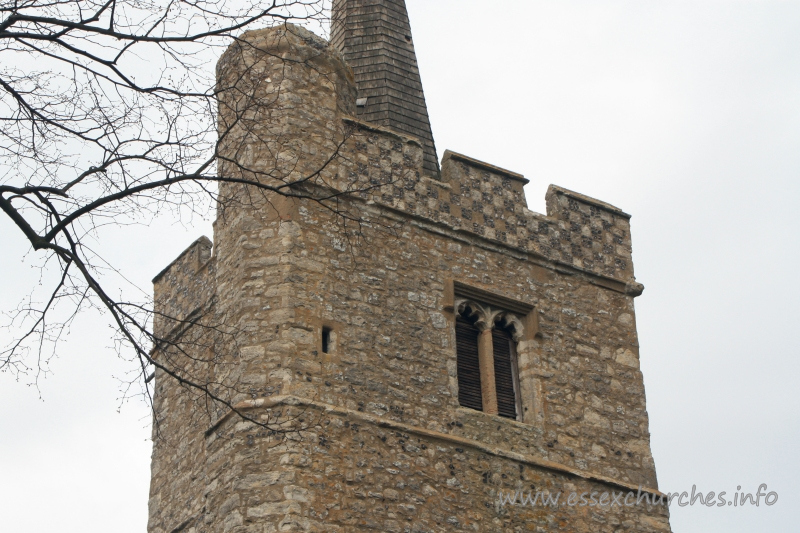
[147,24,670,533]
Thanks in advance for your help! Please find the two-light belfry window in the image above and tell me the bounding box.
[455,299,523,421]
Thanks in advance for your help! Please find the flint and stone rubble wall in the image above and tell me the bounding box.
[148,24,670,533]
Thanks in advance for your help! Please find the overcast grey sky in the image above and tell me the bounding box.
[2,1,799,531]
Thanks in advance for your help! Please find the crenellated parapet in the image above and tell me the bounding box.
[329,128,639,286]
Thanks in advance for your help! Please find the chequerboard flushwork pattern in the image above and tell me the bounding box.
[331,0,440,175]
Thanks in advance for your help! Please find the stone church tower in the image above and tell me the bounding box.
[148,1,673,531]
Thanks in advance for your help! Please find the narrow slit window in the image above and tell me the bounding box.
[322,327,332,354]
[492,326,520,420]
[455,316,483,412]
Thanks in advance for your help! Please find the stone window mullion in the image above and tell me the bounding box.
[477,323,498,415]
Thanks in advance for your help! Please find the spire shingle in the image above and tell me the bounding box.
[331,0,440,175]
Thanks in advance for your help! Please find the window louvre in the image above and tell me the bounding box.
[456,317,483,412]
[492,327,518,420]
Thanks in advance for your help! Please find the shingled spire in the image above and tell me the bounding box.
[331,0,440,175]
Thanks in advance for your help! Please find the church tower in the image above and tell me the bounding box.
[147,2,673,532]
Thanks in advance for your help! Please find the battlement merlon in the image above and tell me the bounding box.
[151,236,215,342]
[543,184,639,288]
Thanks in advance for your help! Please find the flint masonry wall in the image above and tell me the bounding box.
[148,24,671,533]
[150,237,215,530]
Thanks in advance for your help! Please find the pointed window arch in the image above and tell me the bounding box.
[454,299,524,421]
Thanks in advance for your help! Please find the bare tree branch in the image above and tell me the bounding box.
[0,0,391,433]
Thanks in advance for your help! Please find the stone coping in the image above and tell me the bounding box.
[442,150,529,184]
[343,116,424,148]
[548,184,632,220]
[206,395,664,498]
[152,236,212,284]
